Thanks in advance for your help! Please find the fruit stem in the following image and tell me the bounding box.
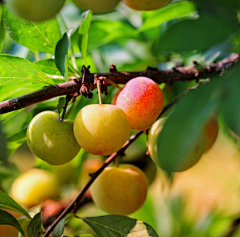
[97,79,103,105]
[100,77,123,91]
[115,156,119,167]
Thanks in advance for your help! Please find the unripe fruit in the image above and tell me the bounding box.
[90,164,148,215]
[72,0,120,14]
[112,77,164,130]
[204,117,219,152]
[122,0,171,11]
[27,111,81,165]
[148,118,206,172]
[148,117,219,172]
[73,104,130,156]
[6,0,65,22]
[10,169,59,208]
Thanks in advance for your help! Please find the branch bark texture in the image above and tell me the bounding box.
[0,53,239,114]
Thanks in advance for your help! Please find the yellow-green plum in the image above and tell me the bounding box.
[73,104,130,156]
[72,0,120,14]
[148,118,206,172]
[148,117,219,172]
[90,164,148,215]
[27,111,81,165]
[6,0,65,22]
[122,0,171,11]
[204,117,219,152]
[112,77,164,131]
[10,169,59,208]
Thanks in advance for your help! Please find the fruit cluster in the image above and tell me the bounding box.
[5,0,171,22]
[27,76,164,164]
[12,74,220,215]
[17,76,164,214]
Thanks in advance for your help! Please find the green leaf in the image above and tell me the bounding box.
[55,32,69,81]
[155,79,224,174]
[0,122,7,162]
[52,217,65,237]
[0,6,6,52]
[27,212,42,237]
[156,14,239,52]
[88,20,138,49]
[78,10,92,64]
[0,54,57,88]
[0,109,28,159]
[0,209,25,236]
[82,215,159,237]
[139,1,197,32]
[34,58,92,78]
[3,6,61,54]
[34,59,62,76]
[221,61,240,136]
[0,190,31,218]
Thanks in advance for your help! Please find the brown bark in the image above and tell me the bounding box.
[0,53,239,114]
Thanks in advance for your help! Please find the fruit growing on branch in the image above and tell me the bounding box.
[148,116,219,172]
[10,169,59,208]
[26,111,81,165]
[72,0,121,14]
[204,117,219,152]
[5,0,66,22]
[122,0,171,11]
[112,76,164,130]
[90,164,148,215]
[73,104,130,156]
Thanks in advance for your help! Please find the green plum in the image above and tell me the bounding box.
[122,0,170,11]
[72,0,120,14]
[27,111,81,165]
[148,118,206,172]
[6,0,65,22]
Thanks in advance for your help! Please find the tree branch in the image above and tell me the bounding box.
[0,53,239,114]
